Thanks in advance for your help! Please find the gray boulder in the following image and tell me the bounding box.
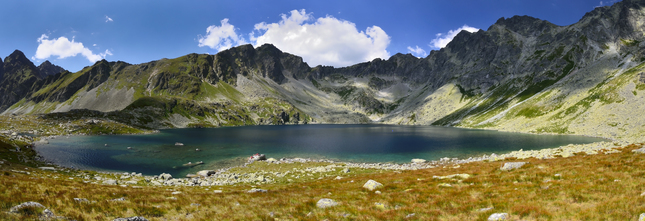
[159,173,172,180]
[103,179,118,185]
[197,170,215,177]
[9,201,45,213]
[488,213,508,220]
[113,216,149,221]
[247,188,268,193]
[363,179,383,191]
[633,148,645,154]
[316,198,338,208]
[500,162,527,171]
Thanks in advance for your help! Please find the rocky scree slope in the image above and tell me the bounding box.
[1,0,645,141]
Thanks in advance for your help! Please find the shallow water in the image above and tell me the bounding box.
[36,124,606,177]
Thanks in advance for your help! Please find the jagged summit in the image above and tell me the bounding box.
[2,1,645,141]
[37,60,66,77]
[491,15,556,36]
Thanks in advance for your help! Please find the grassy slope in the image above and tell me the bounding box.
[1,142,643,220]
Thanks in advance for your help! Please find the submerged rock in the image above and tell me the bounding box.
[411,158,427,163]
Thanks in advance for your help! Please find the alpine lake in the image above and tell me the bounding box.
[35,124,607,177]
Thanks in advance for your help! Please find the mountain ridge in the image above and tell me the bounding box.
[2,0,645,142]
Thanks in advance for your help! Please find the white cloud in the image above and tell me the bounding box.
[34,34,112,63]
[105,15,113,22]
[595,0,618,7]
[198,18,247,52]
[250,9,390,67]
[407,45,427,58]
[429,25,480,49]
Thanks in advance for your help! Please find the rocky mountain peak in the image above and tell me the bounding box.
[577,0,645,43]
[3,49,42,79]
[5,50,31,65]
[490,15,556,36]
[37,60,66,77]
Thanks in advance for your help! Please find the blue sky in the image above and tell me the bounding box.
[0,0,620,72]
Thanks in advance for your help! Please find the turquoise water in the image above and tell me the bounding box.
[36,124,606,177]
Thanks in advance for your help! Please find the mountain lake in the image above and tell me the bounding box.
[35,124,607,177]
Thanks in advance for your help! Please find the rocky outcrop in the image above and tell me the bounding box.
[37,60,66,77]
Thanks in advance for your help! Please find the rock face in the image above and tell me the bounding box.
[363,180,384,191]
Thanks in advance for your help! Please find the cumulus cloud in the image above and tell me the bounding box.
[198,18,247,52]
[429,25,480,49]
[34,34,112,63]
[105,15,113,22]
[407,45,427,58]
[250,9,390,67]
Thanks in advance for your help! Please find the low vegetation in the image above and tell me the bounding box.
[1,133,644,220]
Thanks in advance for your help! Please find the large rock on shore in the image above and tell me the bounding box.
[159,173,172,180]
[197,170,215,177]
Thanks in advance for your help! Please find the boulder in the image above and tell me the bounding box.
[159,173,173,180]
[633,148,645,154]
[316,198,338,208]
[411,158,427,163]
[488,213,508,220]
[38,167,56,171]
[113,216,149,221]
[103,179,118,185]
[74,198,90,203]
[197,170,215,177]
[500,162,527,171]
[363,180,383,191]
[10,201,45,213]
[247,188,267,193]
[248,153,267,162]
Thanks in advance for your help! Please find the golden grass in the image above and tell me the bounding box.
[1,144,645,220]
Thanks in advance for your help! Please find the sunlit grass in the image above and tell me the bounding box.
[1,143,644,220]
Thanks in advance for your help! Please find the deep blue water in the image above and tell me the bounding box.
[36,124,606,177]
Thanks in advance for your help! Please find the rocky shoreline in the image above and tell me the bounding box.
[54,140,630,188]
